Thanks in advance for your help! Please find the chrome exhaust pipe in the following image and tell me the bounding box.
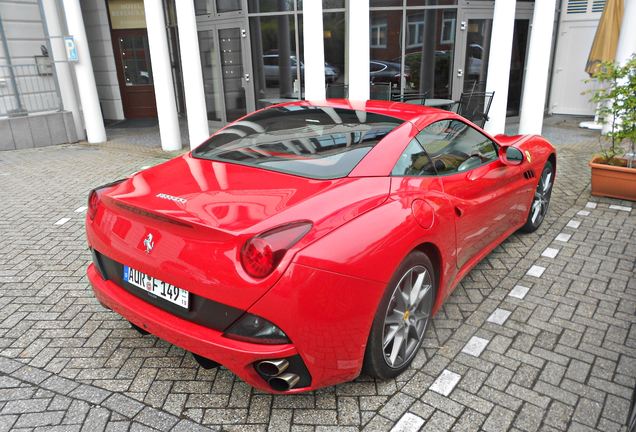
[256,359,289,377]
[268,373,300,391]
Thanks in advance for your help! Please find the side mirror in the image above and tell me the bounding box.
[499,146,524,166]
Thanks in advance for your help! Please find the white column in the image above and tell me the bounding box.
[519,0,557,135]
[144,0,181,151]
[302,0,326,101]
[175,0,209,149]
[61,0,106,143]
[484,0,516,135]
[41,0,84,140]
[346,0,370,101]
[602,0,636,134]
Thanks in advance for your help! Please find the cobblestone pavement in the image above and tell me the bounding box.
[0,120,634,431]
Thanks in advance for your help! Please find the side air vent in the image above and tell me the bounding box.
[591,0,606,13]
[567,0,588,14]
[566,0,605,14]
[523,170,536,180]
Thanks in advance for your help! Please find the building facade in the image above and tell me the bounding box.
[0,0,629,151]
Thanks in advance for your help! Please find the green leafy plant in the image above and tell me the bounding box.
[588,55,636,167]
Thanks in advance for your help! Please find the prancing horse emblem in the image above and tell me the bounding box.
[143,233,154,254]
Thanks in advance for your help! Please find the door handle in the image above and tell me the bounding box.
[454,206,463,217]
[457,69,463,77]
[244,73,250,82]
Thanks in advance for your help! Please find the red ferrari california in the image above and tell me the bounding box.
[86,100,556,393]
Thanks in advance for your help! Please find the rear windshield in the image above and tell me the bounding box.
[192,105,403,179]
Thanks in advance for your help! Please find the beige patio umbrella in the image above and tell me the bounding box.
[586,0,623,76]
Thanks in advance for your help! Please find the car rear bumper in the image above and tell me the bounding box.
[87,264,299,392]
[87,259,386,392]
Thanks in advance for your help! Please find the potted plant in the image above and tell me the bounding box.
[587,55,636,201]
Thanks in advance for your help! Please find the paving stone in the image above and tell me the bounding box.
[389,412,425,432]
[487,309,512,325]
[509,285,530,299]
[482,406,516,432]
[555,233,571,242]
[526,266,546,278]
[429,370,461,397]
[461,336,489,357]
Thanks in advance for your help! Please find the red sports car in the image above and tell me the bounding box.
[85,100,556,393]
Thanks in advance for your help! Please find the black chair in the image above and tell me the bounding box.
[464,80,488,93]
[369,82,392,100]
[326,83,348,98]
[453,91,495,127]
[391,91,430,105]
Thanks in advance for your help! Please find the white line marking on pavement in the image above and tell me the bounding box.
[577,210,590,216]
[430,370,461,397]
[509,285,530,299]
[74,206,87,213]
[555,233,571,242]
[566,220,581,229]
[487,308,512,325]
[462,336,489,357]
[542,247,559,259]
[55,218,71,226]
[585,202,597,209]
[526,265,546,278]
[609,205,632,212]
[390,413,426,432]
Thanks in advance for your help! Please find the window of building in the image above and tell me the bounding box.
[249,15,298,109]
[370,17,388,48]
[402,9,456,99]
[415,120,498,174]
[440,11,456,44]
[369,10,402,100]
[195,0,242,15]
[406,14,424,48]
[248,0,294,13]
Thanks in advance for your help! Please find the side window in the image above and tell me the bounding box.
[416,119,498,174]
[391,139,437,177]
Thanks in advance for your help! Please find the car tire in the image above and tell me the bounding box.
[363,251,436,380]
[520,160,554,233]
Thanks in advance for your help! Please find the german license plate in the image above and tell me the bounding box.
[123,265,189,309]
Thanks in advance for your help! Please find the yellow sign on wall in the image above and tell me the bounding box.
[109,0,146,29]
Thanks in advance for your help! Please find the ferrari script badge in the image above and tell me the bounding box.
[143,233,154,254]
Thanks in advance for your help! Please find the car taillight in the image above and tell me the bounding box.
[241,222,312,278]
[87,179,127,221]
[88,189,100,220]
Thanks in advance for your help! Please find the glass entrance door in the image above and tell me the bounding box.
[452,4,534,113]
[198,20,254,126]
[452,10,493,99]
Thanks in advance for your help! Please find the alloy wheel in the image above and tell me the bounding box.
[530,166,553,226]
[382,265,433,369]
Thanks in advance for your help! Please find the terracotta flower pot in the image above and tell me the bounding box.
[589,157,636,201]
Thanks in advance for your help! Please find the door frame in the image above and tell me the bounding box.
[452,1,535,101]
[197,17,255,127]
[111,28,158,118]
[452,6,494,100]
